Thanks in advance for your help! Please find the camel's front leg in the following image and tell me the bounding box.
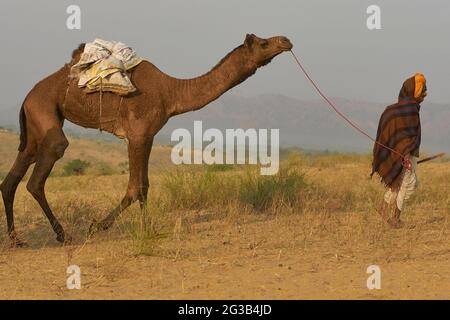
[138,137,153,210]
[89,136,153,234]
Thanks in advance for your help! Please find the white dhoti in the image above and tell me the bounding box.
[384,156,419,210]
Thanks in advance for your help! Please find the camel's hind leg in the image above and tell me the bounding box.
[27,127,69,243]
[0,144,37,246]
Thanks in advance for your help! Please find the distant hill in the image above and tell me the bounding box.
[0,106,20,129]
[1,94,448,153]
[161,94,450,153]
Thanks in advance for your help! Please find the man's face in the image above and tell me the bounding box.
[417,86,427,103]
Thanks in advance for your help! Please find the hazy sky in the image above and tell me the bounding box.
[0,0,449,111]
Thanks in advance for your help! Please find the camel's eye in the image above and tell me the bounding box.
[260,40,269,48]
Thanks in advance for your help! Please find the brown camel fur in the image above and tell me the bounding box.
[0,34,292,246]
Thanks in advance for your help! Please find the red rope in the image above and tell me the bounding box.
[290,50,408,165]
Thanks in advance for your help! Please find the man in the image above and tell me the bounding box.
[371,73,427,228]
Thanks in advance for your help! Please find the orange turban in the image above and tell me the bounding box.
[414,73,426,98]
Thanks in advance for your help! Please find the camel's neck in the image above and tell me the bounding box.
[167,46,257,117]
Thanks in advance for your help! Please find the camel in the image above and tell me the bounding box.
[0,34,292,246]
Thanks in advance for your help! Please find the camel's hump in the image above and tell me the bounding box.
[71,43,86,63]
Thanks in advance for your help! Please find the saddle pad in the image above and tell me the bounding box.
[71,39,143,95]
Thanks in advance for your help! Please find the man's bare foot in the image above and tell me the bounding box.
[387,208,403,229]
[376,201,390,223]
[387,217,404,229]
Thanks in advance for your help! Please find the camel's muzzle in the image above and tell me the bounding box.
[278,37,293,50]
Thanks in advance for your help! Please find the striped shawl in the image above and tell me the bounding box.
[371,77,422,189]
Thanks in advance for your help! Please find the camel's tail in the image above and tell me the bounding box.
[18,102,27,152]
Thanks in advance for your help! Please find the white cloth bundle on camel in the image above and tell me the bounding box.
[71,39,143,95]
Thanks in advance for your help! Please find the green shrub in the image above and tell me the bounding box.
[239,167,308,211]
[161,164,309,212]
[161,169,235,211]
[63,159,91,176]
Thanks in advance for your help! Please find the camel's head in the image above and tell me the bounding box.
[243,34,293,67]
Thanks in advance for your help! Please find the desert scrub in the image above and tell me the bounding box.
[410,166,450,209]
[303,173,380,213]
[205,163,235,173]
[161,168,237,211]
[301,152,371,168]
[239,166,308,211]
[123,204,168,256]
[56,199,98,237]
[63,159,91,176]
[161,164,309,212]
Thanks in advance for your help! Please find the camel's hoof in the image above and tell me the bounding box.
[56,233,64,243]
[88,219,112,236]
[58,233,73,246]
[10,237,28,248]
[56,232,72,245]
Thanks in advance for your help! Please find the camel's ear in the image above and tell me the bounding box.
[244,34,255,47]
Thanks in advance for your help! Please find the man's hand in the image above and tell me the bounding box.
[403,154,412,171]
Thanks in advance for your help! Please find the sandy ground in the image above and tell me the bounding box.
[1,207,449,299]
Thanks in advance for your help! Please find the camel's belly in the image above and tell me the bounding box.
[61,82,127,138]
